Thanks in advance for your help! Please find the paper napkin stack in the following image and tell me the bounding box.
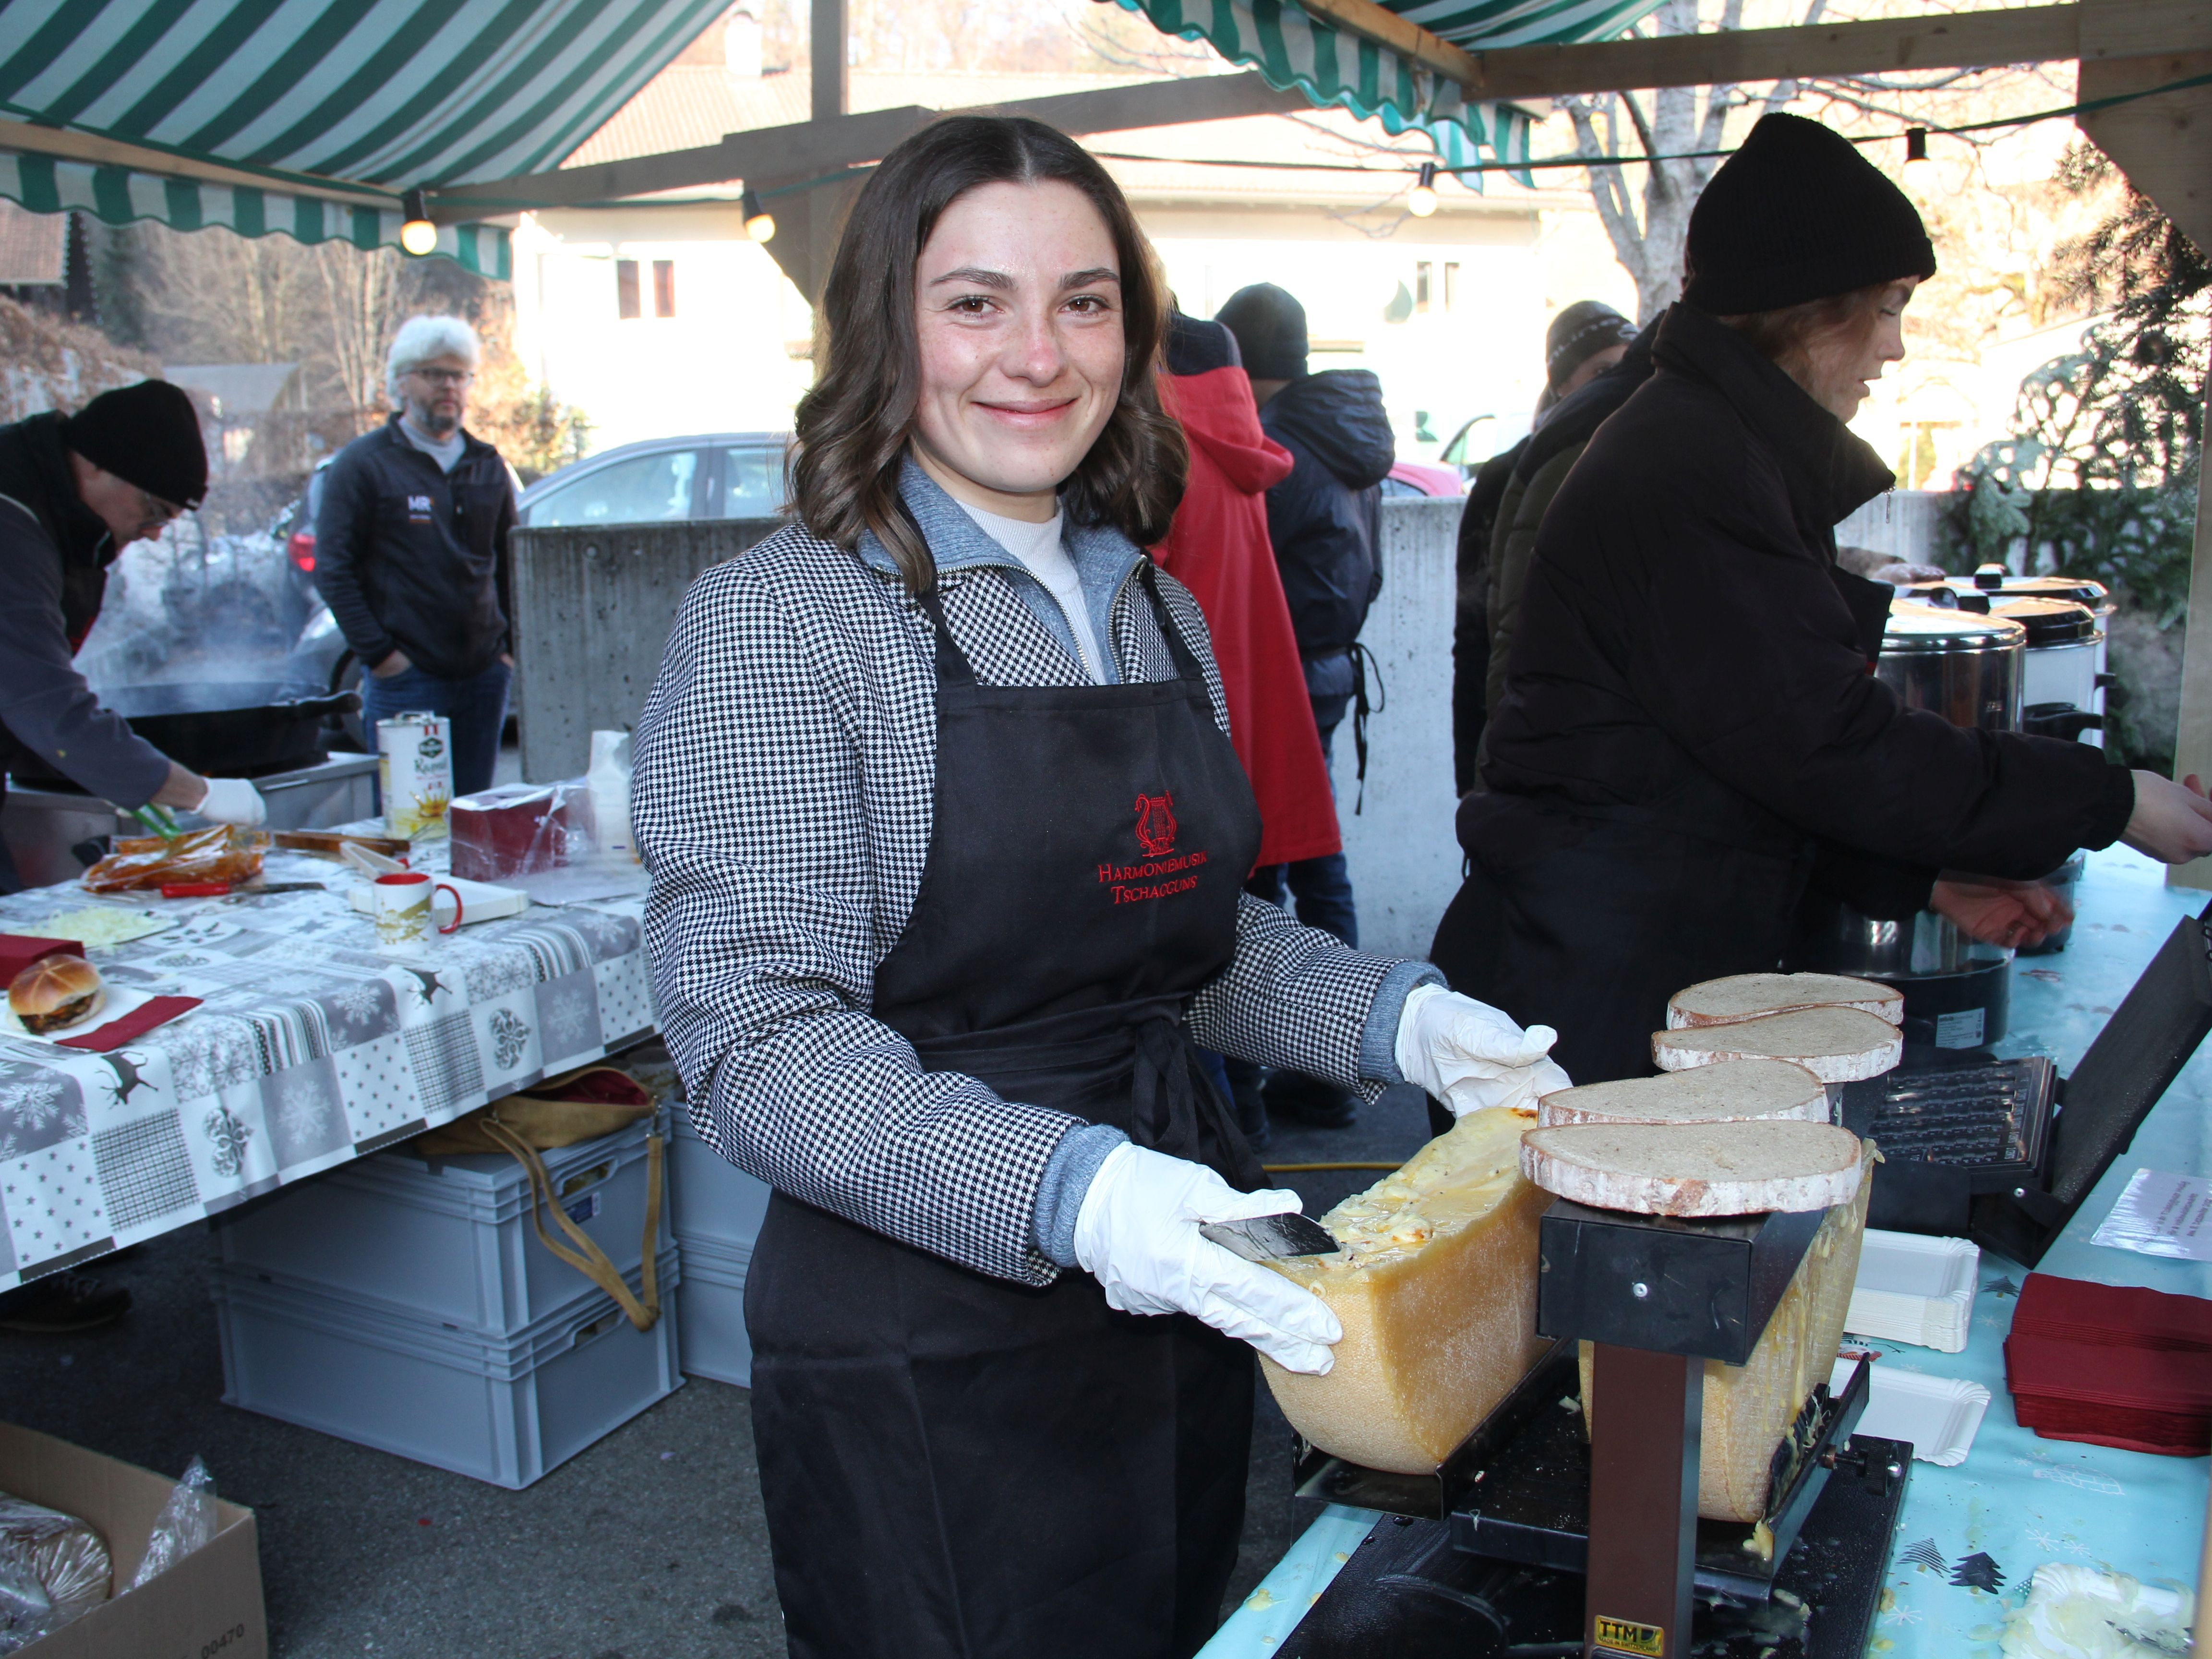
[2004,1273,2212,1455]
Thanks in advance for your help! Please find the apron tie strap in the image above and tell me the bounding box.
[1129,1015,1263,1192]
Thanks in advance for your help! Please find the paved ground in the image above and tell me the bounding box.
[1,1079,1432,1658]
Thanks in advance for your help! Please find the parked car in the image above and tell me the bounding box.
[1381,459,1463,498]
[516,432,790,527]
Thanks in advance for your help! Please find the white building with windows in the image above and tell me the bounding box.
[507,14,1630,468]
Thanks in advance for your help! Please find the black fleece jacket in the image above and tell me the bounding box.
[314,418,516,679]
[1482,302,2133,890]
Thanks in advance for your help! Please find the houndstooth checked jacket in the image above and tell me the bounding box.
[633,462,1434,1286]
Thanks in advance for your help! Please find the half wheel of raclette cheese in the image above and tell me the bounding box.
[1536,1058,1827,1129]
[1652,1005,1901,1083]
[1519,1119,1865,1217]
[1258,1107,1551,1475]
[1665,971,1902,1030]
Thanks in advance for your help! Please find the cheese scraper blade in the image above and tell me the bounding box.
[1201,1213,1339,1262]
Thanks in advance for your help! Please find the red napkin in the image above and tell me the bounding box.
[2012,1274,2212,1352]
[0,934,82,985]
[57,995,202,1052]
[2005,1272,2212,1455]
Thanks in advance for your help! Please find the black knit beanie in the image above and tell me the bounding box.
[1683,113,1936,315]
[60,380,209,507]
[1545,300,1637,388]
[1216,283,1308,381]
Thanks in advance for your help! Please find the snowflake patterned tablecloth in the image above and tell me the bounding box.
[0,851,653,1290]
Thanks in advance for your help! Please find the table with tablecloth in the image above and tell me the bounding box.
[1204,844,2212,1658]
[0,843,655,1292]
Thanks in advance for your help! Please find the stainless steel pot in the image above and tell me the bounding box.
[1876,603,2026,731]
[1993,597,2104,744]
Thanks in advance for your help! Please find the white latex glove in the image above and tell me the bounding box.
[195,777,268,827]
[1072,1142,1343,1375]
[1395,983,1571,1118]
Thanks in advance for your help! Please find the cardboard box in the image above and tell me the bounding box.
[0,1424,264,1659]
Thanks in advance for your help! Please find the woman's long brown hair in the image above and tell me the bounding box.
[789,115,1187,592]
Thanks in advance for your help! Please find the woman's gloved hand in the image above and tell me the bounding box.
[195,777,268,827]
[1071,1143,1343,1375]
[1395,983,1571,1118]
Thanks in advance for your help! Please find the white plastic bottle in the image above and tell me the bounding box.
[585,730,637,864]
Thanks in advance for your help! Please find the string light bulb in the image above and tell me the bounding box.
[741,187,776,244]
[1904,126,1929,165]
[1407,162,1439,218]
[399,189,437,256]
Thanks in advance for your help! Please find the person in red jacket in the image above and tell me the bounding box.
[1152,311,1342,1145]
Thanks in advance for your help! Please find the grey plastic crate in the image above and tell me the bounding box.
[214,1113,671,1337]
[675,1233,754,1387]
[667,1103,769,1388]
[667,1107,770,1251]
[213,1246,682,1489]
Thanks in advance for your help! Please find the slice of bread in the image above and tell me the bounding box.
[1519,1119,1865,1216]
[1651,1006,1901,1083]
[1666,972,1903,1030]
[1536,1058,1827,1130]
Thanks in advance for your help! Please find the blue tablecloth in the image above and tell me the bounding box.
[1203,845,2211,1658]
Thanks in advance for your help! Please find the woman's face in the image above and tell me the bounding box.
[910,179,1126,522]
[1798,279,1917,422]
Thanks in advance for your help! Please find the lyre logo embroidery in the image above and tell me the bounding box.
[1133,793,1178,858]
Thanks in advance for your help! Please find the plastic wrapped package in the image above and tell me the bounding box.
[0,1557,51,1656]
[127,1458,214,1591]
[82,828,268,894]
[449,782,590,882]
[0,1491,111,1649]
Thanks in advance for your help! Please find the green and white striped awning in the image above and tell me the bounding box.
[1117,0,1668,179]
[0,0,731,266]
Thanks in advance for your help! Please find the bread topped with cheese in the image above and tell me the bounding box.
[1666,972,1902,1030]
[1536,1058,1827,1130]
[1519,1118,1865,1217]
[1652,1005,1902,1083]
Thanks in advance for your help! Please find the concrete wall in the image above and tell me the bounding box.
[1329,496,1463,961]
[510,519,780,782]
[512,501,1471,966]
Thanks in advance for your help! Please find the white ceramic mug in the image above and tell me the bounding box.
[373,872,463,951]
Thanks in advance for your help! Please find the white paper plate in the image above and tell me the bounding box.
[0,985,166,1047]
[1830,1358,1991,1466]
[1845,1229,1979,1352]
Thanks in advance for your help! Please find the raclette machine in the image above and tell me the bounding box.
[1279,1195,1908,1659]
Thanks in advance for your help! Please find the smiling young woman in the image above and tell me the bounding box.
[790,118,1185,591]
[632,113,1566,1659]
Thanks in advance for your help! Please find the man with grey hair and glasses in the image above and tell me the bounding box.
[314,314,519,795]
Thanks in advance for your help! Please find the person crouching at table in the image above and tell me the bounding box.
[631,115,1571,1659]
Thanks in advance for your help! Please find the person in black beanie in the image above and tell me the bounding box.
[1216,281,1395,1128]
[1429,111,2212,1089]
[0,379,269,1337]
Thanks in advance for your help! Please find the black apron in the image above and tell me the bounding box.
[746,563,1266,1659]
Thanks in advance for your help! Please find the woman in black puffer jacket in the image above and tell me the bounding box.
[1431,113,2212,1085]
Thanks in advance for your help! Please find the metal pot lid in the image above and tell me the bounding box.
[1881,600,2027,654]
[1993,596,2100,646]
[1922,571,2111,606]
